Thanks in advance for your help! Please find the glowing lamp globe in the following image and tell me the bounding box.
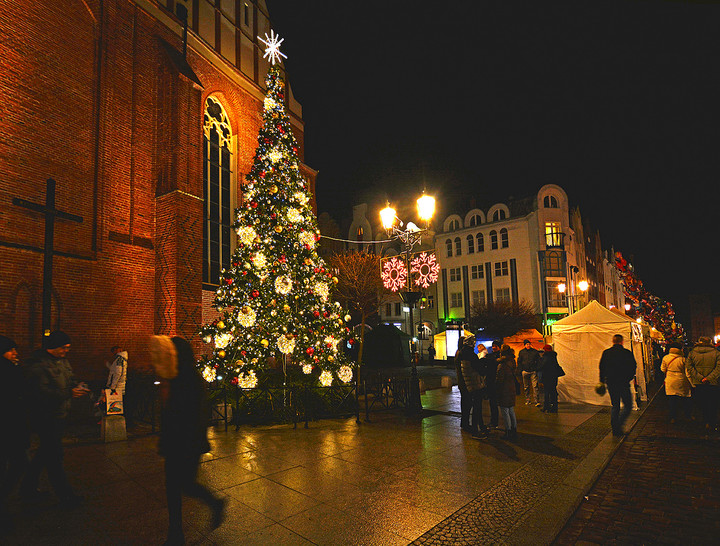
[380,206,396,230]
[578,280,589,292]
[416,194,435,222]
[557,283,566,293]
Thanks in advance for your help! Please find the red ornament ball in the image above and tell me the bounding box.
[306,347,314,355]
[313,310,320,318]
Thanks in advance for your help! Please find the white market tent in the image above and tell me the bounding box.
[552,300,651,407]
[433,329,474,360]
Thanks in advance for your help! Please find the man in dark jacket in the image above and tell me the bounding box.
[483,340,502,428]
[21,331,88,506]
[458,335,488,439]
[517,339,541,406]
[1,336,28,530]
[454,344,471,433]
[599,334,637,436]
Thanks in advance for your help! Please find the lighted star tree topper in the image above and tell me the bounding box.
[199,35,353,388]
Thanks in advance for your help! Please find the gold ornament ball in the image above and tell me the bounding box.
[218,350,226,358]
[328,355,335,362]
[283,304,291,312]
[344,314,351,322]
[260,339,269,348]
[269,184,278,194]
[274,225,283,233]
[332,276,338,284]
[217,320,225,329]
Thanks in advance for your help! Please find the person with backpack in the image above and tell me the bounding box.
[458,335,489,439]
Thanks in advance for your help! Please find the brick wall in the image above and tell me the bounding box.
[0,1,308,381]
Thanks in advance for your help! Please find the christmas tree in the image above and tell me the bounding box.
[199,33,353,388]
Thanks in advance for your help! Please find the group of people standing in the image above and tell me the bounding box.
[660,336,720,430]
[455,336,564,440]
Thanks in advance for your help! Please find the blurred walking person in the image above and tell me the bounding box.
[538,344,562,413]
[150,336,225,545]
[458,335,489,439]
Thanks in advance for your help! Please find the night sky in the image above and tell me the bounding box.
[266,1,719,326]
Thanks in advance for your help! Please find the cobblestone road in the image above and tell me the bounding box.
[555,391,720,545]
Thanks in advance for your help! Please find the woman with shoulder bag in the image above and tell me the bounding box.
[496,344,518,439]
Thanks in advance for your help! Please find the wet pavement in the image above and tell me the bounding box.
[4,375,653,545]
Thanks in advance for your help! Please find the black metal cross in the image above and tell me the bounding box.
[13,178,83,336]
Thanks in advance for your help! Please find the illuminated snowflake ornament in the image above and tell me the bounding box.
[237,370,258,389]
[338,365,353,383]
[319,370,333,386]
[237,306,256,328]
[268,148,283,163]
[299,231,316,248]
[264,96,277,111]
[202,366,217,383]
[302,363,313,375]
[275,275,293,295]
[236,226,257,245]
[314,281,330,300]
[214,332,233,349]
[381,256,408,292]
[277,335,296,354]
[411,252,440,288]
[286,208,302,223]
[258,30,287,65]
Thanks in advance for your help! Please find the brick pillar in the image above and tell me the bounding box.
[155,191,203,340]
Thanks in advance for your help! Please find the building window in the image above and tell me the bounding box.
[243,2,250,26]
[543,195,558,208]
[445,239,452,258]
[203,96,233,285]
[494,261,509,277]
[449,219,460,231]
[495,288,511,303]
[467,234,475,254]
[356,226,364,241]
[546,282,566,307]
[492,209,506,221]
[426,294,435,309]
[394,302,402,316]
[454,237,462,256]
[469,214,482,227]
[451,292,463,308]
[500,228,508,248]
[471,290,485,306]
[385,303,392,316]
[476,232,484,252]
[450,267,461,282]
[545,222,562,247]
[545,250,564,276]
[471,264,484,279]
[490,230,498,250]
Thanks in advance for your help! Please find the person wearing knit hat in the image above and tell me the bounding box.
[538,344,562,413]
[1,335,28,531]
[20,330,88,507]
[517,339,542,407]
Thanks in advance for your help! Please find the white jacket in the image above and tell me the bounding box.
[661,349,691,397]
[106,351,128,394]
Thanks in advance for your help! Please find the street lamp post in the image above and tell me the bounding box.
[558,280,589,314]
[381,194,435,416]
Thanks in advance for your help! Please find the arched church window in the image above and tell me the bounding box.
[203,96,234,285]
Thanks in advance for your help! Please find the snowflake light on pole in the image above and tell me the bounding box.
[411,252,439,288]
[198,39,353,388]
[381,256,408,292]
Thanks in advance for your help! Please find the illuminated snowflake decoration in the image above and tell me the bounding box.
[264,96,277,111]
[258,30,287,65]
[324,336,338,352]
[237,306,256,328]
[202,366,217,383]
[275,275,293,295]
[237,226,257,245]
[319,370,333,387]
[237,370,258,389]
[411,252,440,288]
[314,281,330,300]
[338,365,353,383]
[268,148,283,163]
[277,335,296,354]
[286,208,302,223]
[302,363,313,375]
[299,231,316,248]
[381,256,408,292]
[253,252,267,269]
[214,332,233,349]
[294,192,309,205]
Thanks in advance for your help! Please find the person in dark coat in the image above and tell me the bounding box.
[458,335,488,439]
[483,340,502,428]
[538,344,561,413]
[598,334,637,436]
[517,339,542,406]
[454,344,471,433]
[20,331,88,506]
[0,336,29,531]
[496,345,518,439]
[151,336,225,545]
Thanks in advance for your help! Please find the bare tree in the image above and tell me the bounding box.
[328,252,386,367]
[468,300,540,341]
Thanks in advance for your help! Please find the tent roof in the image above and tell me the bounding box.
[553,300,634,326]
[504,329,544,343]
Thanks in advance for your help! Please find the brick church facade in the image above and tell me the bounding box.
[0,0,316,380]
